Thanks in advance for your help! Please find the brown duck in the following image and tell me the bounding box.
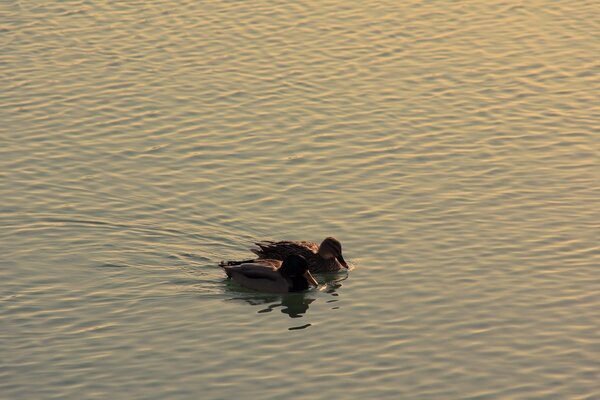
[221,254,319,293]
[221,237,349,273]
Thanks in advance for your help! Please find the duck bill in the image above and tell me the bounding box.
[303,270,319,287]
[337,255,349,269]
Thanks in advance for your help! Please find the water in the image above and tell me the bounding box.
[2,1,599,398]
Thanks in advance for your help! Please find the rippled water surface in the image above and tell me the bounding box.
[2,1,599,398]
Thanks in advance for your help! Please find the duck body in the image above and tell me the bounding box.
[252,237,348,273]
[220,255,318,293]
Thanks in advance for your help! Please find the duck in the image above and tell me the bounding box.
[220,254,319,293]
[223,237,349,273]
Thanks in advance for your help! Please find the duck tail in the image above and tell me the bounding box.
[218,259,257,267]
[252,241,275,257]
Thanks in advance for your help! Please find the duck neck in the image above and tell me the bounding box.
[316,250,330,262]
[288,276,309,292]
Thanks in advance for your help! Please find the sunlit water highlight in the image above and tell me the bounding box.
[1,0,599,398]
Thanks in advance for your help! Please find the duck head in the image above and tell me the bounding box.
[317,237,348,268]
[279,254,319,289]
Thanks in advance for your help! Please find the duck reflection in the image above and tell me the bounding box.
[225,272,347,319]
[321,273,346,296]
[229,293,315,318]
[280,294,315,318]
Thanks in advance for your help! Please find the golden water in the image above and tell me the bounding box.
[2,1,599,398]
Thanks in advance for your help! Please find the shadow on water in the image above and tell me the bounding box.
[227,292,315,318]
[224,273,349,330]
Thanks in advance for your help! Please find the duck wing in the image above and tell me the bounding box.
[221,260,279,276]
[221,261,289,293]
[252,240,318,261]
[219,258,280,268]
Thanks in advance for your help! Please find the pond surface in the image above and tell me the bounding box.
[1,1,599,398]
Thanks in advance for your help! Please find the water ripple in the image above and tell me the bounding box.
[2,0,599,399]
